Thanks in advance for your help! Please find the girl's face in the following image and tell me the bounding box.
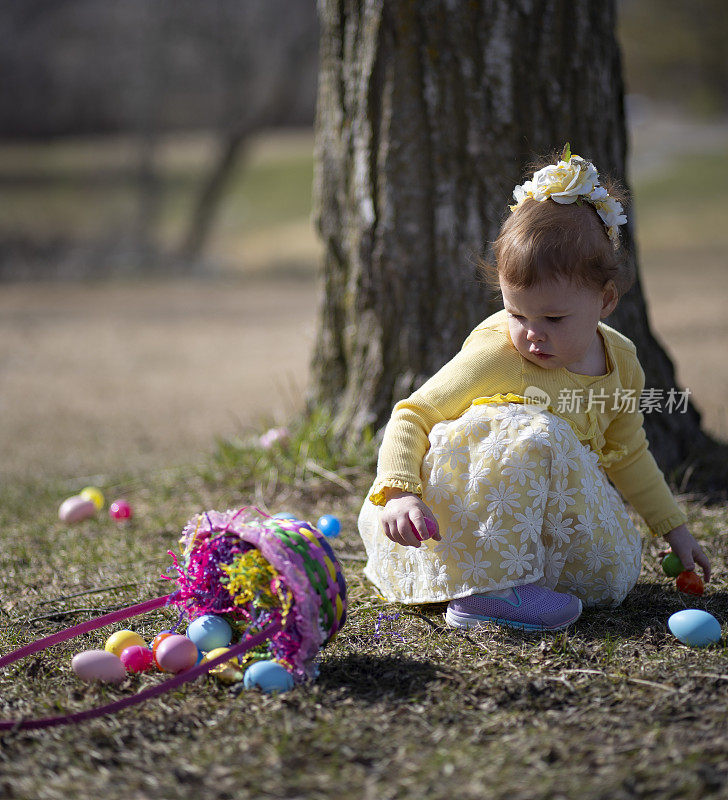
[500,276,618,374]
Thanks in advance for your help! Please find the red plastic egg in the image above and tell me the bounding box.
[120,645,155,673]
[676,570,704,596]
[109,499,133,520]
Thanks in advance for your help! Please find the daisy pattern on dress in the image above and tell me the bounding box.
[588,572,619,605]
[551,440,581,478]
[454,411,491,439]
[423,465,456,505]
[543,510,573,545]
[477,428,511,460]
[460,460,492,494]
[515,421,551,448]
[580,470,601,507]
[426,559,450,590]
[542,545,567,585]
[574,509,598,538]
[527,474,550,505]
[512,506,543,543]
[457,551,492,583]
[584,537,614,573]
[434,526,469,560]
[473,516,510,551]
[562,568,590,596]
[492,404,532,428]
[499,542,536,578]
[501,451,538,486]
[597,504,620,536]
[551,477,579,513]
[391,559,417,596]
[448,494,480,528]
[431,436,470,470]
[484,480,521,516]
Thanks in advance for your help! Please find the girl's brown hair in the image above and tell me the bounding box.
[480,171,634,297]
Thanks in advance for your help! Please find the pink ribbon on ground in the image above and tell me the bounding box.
[0,595,282,731]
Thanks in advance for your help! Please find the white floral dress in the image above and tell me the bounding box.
[358,400,643,608]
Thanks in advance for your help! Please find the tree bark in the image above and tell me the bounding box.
[311,0,706,476]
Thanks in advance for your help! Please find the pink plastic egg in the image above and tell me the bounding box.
[154,634,199,674]
[120,645,155,673]
[59,495,97,523]
[109,499,133,520]
[71,649,126,683]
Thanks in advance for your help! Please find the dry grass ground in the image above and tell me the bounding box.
[1,117,727,800]
[0,275,318,482]
[0,445,727,800]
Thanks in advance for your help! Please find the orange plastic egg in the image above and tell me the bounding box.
[676,570,704,596]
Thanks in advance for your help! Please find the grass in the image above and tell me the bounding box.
[1,420,728,800]
[2,126,728,797]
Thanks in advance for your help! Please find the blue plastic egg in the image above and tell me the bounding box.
[668,609,722,647]
[243,659,294,694]
[272,512,297,520]
[317,514,341,538]
[186,614,233,652]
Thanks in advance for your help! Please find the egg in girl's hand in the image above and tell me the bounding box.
[668,609,722,647]
[72,650,126,683]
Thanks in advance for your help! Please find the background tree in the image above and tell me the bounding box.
[311,0,708,476]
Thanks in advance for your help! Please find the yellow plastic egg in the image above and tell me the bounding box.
[105,629,146,657]
[201,647,244,684]
[80,486,105,510]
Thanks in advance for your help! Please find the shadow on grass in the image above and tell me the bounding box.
[317,653,440,701]
[578,581,728,640]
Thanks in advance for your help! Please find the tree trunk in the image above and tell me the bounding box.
[311,0,706,476]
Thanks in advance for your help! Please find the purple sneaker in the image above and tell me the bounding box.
[445,584,582,632]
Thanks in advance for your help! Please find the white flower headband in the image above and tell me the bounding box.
[510,144,627,248]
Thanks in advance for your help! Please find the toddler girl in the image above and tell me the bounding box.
[358,146,710,631]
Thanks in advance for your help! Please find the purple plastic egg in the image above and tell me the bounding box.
[71,649,126,683]
[59,495,97,523]
[154,634,199,674]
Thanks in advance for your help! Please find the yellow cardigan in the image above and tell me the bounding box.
[370,310,687,537]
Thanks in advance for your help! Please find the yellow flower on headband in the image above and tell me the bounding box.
[511,144,627,247]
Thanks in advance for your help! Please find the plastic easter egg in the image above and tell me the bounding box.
[105,629,146,657]
[186,614,233,652]
[676,570,705,596]
[80,486,105,510]
[317,514,341,538]
[72,649,126,683]
[243,659,294,694]
[58,495,97,523]
[151,631,173,667]
[668,609,722,647]
[409,517,438,541]
[661,552,685,578]
[272,512,297,520]
[202,647,244,684]
[155,634,199,674]
[120,645,155,673]
[109,499,133,520]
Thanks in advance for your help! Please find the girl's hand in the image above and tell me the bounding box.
[380,490,441,548]
[663,524,711,582]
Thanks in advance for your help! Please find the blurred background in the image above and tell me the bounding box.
[1,0,726,483]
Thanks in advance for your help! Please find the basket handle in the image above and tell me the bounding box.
[0,596,282,731]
